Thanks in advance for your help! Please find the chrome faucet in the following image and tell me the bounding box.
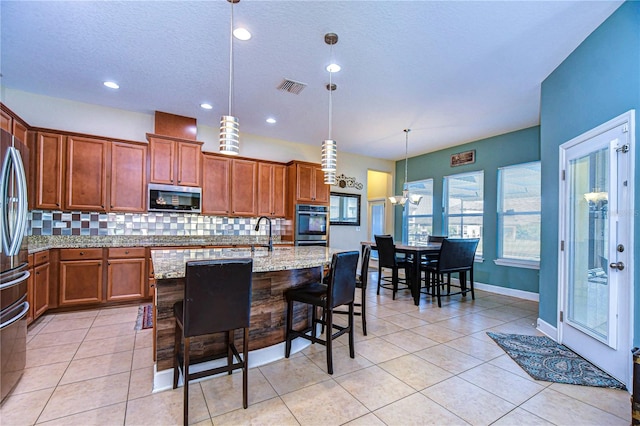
[254,216,273,251]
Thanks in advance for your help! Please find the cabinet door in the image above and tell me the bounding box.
[107,258,146,301]
[272,164,287,216]
[66,136,108,211]
[149,138,175,184]
[202,155,230,215]
[257,163,286,217]
[35,132,64,210]
[33,263,50,318]
[12,120,28,145]
[176,142,201,187]
[59,260,103,306]
[296,163,315,202]
[26,268,34,324]
[0,109,10,132]
[110,142,147,212]
[230,159,257,216]
[313,166,329,203]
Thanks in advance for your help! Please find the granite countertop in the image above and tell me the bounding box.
[151,246,338,279]
[27,235,291,254]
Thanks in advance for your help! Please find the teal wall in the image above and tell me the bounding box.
[540,1,639,344]
[392,126,541,293]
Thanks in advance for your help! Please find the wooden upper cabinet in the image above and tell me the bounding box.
[110,142,147,212]
[257,162,286,217]
[65,136,108,212]
[12,120,28,145]
[202,154,231,215]
[0,109,10,132]
[35,132,64,210]
[289,161,329,204]
[230,159,257,216]
[148,135,202,187]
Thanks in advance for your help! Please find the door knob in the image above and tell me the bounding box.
[609,261,625,271]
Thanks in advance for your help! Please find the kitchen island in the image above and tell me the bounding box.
[151,245,338,389]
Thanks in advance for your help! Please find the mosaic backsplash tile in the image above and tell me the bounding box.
[29,210,285,237]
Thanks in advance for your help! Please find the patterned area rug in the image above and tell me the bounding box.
[134,303,153,330]
[487,332,626,390]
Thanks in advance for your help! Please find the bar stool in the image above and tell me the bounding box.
[173,258,253,424]
[284,251,359,374]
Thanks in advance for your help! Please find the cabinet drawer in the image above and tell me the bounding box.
[60,248,103,261]
[108,247,146,258]
[34,250,50,265]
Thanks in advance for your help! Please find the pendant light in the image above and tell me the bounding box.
[219,0,240,155]
[321,33,338,178]
[389,129,422,206]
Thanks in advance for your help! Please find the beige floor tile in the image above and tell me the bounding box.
[410,324,465,343]
[38,317,92,334]
[354,337,408,364]
[334,365,415,411]
[374,392,469,425]
[458,363,546,405]
[520,388,628,425]
[549,382,631,422]
[134,329,153,349]
[422,376,515,425]
[361,317,405,336]
[444,335,506,361]
[408,306,462,323]
[47,310,99,321]
[476,307,532,322]
[91,310,139,327]
[211,396,299,426]
[414,344,483,374]
[38,372,130,423]
[343,412,386,426]
[383,313,429,329]
[125,383,210,425]
[192,419,214,426]
[74,334,135,359]
[378,354,453,391]
[131,346,154,370]
[434,313,505,334]
[36,402,126,425]
[486,319,540,336]
[26,343,79,368]
[259,355,331,395]
[492,407,556,425]
[0,387,54,426]
[282,379,369,425]
[9,361,68,395]
[27,328,88,350]
[366,304,405,319]
[84,322,137,342]
[59,350,133,385]
[199,368,277,417]
[305,343,373,377]
[98,305,140,317]
[379,329,439,353]
[128,365,155,400]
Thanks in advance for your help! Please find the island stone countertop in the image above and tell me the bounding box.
[27,235,290,254]
[151,246,339,279]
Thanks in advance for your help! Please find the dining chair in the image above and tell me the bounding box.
[374,234,412,300]
[173,258,253,424]
[422,235,447,293]
[329,245,371,335]
[421,238,479,307]
[284,251,359,374]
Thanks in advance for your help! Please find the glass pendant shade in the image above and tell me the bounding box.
[219,115,240,155]
[321,139,337,171]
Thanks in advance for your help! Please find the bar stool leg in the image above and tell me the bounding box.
[227,330,233,375]
[361,285,367,336]
[285,300,293,358]
[348,303,355,358]
[242,327,249,409]
[325,308,333,374]
[183,337,190,426]
[173,324,180,389]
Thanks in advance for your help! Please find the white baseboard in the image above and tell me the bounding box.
[153,335,312,393]
[472,280,539,301]
[536,317,557,340]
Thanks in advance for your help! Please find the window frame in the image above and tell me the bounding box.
[402,178,434,245]
[443,170,484,260]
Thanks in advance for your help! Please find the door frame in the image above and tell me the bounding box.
[557,109,635,388]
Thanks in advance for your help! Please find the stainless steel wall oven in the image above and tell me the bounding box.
[295,204,328,246]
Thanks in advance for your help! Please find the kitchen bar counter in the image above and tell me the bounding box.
[27,235,290,254]
[152,246,337,376]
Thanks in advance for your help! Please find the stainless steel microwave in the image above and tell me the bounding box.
[148,183,202,213]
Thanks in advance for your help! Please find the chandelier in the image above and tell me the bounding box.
[389,129,422,206]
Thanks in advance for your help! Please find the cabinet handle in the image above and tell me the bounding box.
[56,203,59,207]
[36,271,40,275]
[125,250,129,254]
[79,252,84,255]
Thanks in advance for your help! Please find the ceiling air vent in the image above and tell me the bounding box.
[277,78,307,95]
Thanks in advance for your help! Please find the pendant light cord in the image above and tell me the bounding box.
[403,129,410,189]
[228,0,234,116]
[328,43,333,139]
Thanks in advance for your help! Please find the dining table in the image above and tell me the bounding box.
[360,241,441,306]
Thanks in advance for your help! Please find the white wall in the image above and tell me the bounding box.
[3,88,395,248]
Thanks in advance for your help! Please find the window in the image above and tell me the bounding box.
[329,192,361,226]
[496,161,541,268]
[443,171,484,257]
[403,179,433,245]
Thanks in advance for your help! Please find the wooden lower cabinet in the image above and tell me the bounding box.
[59,249,103,306]
[33,262,50,318]
[107,248,146,301]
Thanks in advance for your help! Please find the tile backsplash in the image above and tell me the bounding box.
[29,210,285,237]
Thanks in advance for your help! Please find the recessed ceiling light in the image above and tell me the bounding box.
[103,81,119,89]
[200,103,213,110]
[233,28,252,41]
[326,63,341,73]
[266,117,276,124]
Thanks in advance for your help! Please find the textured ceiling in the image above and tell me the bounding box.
[0,1,623,160]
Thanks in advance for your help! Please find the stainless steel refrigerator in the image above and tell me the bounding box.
[0,129,29,403]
